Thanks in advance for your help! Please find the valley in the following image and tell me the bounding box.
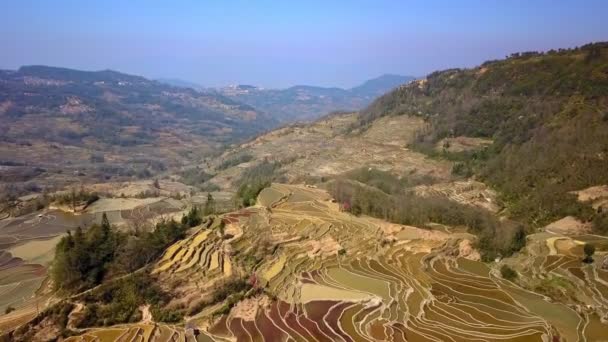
[0,66,276,197]
[1,42,608,341]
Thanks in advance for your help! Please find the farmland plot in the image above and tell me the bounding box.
[59,184,608,341]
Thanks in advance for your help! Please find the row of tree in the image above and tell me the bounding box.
[328,176,526,261]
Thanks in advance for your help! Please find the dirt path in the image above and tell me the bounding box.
[66,302,84,330]
[140,304,153,323]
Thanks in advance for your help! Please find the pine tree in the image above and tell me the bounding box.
[204,193,215,216]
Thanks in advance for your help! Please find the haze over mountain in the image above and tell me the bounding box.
[155,78,206,91]
[4,1,607,87]
[217,74,415,121]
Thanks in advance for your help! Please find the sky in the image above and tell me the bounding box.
[1,0,607,88]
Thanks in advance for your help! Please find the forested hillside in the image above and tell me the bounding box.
[357,42,608,232]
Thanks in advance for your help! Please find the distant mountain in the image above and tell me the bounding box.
[216,75,415,122]
[0,65,277,189]
[350,74,414,97]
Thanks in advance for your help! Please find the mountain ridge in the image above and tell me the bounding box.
[0,65,278,193]
[216,74,415,122]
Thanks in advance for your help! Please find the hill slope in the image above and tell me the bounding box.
[218,74,415,122]
[0,66,277,193]
[356,42,608,232]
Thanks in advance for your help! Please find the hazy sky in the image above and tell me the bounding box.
[1,0,607,88]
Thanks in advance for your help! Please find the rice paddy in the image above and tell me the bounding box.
[40,184,608,340]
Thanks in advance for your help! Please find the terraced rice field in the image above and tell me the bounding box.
[64,323,217,341]
[87,197,185,226]
[67,184,608,341]
[152,217,231,282]
[202,184,608,341]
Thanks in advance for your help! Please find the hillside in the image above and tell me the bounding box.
[218,74,414,122]
[0,66,277,195]
[357,42,608,233]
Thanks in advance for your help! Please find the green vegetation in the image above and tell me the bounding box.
[204,193,216,216]
[210,277,255,317]
[53,188,99,209]
[583,243,596,263]
[217,153,254,170]
[500,265,518,281]
[178,167,214,187]
[181,206,203,227]
[77,273,179,327]
[342,167,435,194]
[52,214,117,291]
[236,160,283,206]
[533,275,578,303]
[186,276,253,316]
[357,43,608,233]
[52,213,190,292]
[328,172,527,260]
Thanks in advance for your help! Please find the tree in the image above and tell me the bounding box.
[71,187,76,211]
[181,206,202,227]
[204,193,215,216]
[500,265,518,281]
[101,213,110,232]
[583,243,596,263]
[153,179,160,189]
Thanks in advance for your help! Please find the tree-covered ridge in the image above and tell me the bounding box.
[356,42,608,232]
[52,211,198,293]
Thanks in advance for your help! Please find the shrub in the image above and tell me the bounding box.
[179,168,214,186]
[583,243,596,263]
[235,161,282,207]
[77,273,170,328]
[181,206,202,227]
[217,153,253,170]
[500,265,518,281]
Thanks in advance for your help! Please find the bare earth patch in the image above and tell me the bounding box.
[413,180,500,212]
[436,136,493,153]
[230,295,270,321]
[571,185,608,210]
[305,235,342,258]
[545,216,591,235]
